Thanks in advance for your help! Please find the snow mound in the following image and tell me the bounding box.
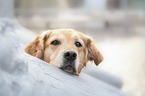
[0,18,129,96]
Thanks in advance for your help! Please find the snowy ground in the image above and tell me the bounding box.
[0,18,129,96]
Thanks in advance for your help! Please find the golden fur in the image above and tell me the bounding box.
[25,29,103,75]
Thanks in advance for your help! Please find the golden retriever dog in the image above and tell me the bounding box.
[25,29,103,75]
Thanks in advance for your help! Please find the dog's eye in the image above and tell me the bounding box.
[51,40,60,45]
[75,42,82,47]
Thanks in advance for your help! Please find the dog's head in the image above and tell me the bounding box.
[25,29,103,75]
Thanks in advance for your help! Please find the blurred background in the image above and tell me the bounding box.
[14,0,145,96]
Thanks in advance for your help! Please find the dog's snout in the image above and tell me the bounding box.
[64,50,77,60]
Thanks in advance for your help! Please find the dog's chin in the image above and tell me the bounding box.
[60,63,78,75]
[62,65,74,73]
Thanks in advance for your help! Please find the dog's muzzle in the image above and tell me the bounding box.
[61,50,77,74]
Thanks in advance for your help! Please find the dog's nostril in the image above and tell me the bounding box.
[65,52,70,57]
[64,50,77,60]
[73,53,77,58]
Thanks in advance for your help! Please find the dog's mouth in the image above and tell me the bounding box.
[61,65,74,73]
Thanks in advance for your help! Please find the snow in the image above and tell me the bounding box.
[0,18,129,96]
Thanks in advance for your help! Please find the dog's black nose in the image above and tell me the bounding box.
[64,50,77,60]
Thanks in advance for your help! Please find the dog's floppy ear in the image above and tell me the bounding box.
[85,37,104,66]
[25,31,51,59]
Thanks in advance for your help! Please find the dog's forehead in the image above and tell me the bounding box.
[50,29,80,39]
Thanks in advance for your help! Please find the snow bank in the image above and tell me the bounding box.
[0,18,129,96]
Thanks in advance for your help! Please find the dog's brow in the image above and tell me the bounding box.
[49,35,63,42]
